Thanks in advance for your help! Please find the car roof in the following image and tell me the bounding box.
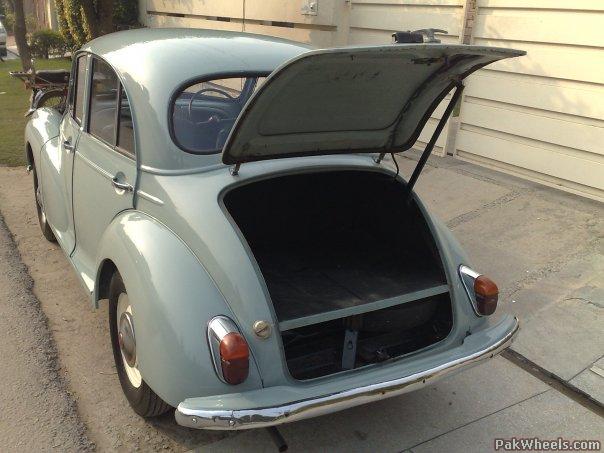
[83,28,311,84]
[80,28,312,172]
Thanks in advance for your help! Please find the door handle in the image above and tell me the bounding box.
[63,140,75,153]
[111,176,133,192]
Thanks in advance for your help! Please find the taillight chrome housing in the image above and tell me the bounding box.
[459,265,499,316]
[207,316,249,385]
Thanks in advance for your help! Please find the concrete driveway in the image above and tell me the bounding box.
[0,152,601,452]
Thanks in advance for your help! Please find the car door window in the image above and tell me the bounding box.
[116,85,135,155]
[73,55,87,123]
[89,58,119,145]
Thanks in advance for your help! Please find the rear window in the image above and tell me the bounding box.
[171,75,266,154]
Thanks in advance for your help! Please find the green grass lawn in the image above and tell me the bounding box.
[0,58,71,166]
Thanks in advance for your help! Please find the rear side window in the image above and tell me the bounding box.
[89,58,119,145]
[85,57,136,156]
[117,86,135,155]
[73,55,87,123]
[171,75,266,154]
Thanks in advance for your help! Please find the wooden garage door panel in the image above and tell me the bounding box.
[472,39,604,85]
[417,117,448,150]
[349,28,459,45]
[242,24,334,47]
[457,129,604,190]
[478,0,604,11]
[464,72,604,121]
[474,9,604,48]
[461,102,604,157]
[147,14,243,31]
[354,0,461,5]
[350,4,461,37]
[146,0,244,18]
[245,0,337,26]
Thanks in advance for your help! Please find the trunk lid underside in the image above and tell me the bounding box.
[222,44,524,165]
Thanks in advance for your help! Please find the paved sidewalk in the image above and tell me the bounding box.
[400,152,604,406]
[0,214,92,452]
[199,360,601,452]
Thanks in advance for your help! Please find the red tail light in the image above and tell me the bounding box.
[474,275,498,316]
[208,316,250,385]
[219,332,249,385]
[459,265,499,316]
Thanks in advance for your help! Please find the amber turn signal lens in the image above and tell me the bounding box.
[474,275,498,316]
[219,332,249,385]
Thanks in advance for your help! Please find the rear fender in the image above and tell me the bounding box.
[95,211,263,406]
[24,107,62,164]
[422,210,490,333]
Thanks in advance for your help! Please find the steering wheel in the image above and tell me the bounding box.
[188,87,235,120]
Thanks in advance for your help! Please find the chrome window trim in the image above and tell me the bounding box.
[458,264,483,317]
[71,53,89,125]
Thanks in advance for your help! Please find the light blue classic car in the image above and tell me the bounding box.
[24,28,524,433]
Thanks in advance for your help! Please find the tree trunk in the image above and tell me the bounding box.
[79,0,100,38]
[12,0,31,71]
[97,0,114,35]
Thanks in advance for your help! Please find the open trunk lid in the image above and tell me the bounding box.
[222,44,524,165]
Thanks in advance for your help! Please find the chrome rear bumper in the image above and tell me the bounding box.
[176,316,519,430]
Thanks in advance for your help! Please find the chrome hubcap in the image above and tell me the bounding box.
[36,185,46,223]
[118,312,136,367]
[116,293,142,388]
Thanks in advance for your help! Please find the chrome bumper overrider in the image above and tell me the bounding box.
[176,317,519,430]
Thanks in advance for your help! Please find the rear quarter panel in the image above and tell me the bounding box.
[95,211,263,406]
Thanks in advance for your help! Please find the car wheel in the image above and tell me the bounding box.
[32,163,56,242]
[108,271,171,417]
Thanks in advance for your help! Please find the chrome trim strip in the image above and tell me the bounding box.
[459,264,483,317]
[137,190,164,205]
[77,151,114,180]
[176,317,519,430]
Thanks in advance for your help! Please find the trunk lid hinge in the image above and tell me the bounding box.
[230,162,241,176]
[374,152,386,164]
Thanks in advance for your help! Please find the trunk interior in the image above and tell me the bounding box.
[224,170,453,380]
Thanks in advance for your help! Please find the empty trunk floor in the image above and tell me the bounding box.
[256,240,447,327]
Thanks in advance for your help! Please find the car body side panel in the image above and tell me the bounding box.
[71,134,137,292]
[26,108,79,251]
[95,211,263,406]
